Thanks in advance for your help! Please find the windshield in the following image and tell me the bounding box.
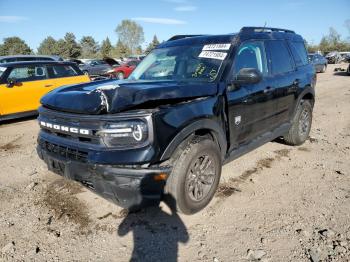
[129,44,230,82]
[0,66,7,78]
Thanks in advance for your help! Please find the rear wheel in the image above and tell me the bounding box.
[284,100,313,146]
[321,64,327,73]
[165,136,222,214]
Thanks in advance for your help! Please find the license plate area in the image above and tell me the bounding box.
[48,158,66,176]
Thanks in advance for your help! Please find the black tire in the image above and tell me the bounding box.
[117,72,124,80]
[321,64,327,73]
[165,136,222,215]
[284,100,313,146]
[83,70,89,75]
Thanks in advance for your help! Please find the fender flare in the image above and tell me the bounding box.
[293,86,315,115]
[160,118,227,161]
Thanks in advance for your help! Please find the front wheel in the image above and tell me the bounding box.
[321,64,327,73]
[283,100,313,146]
[165,137,222,215]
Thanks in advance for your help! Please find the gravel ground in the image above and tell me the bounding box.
[0,64,349,262]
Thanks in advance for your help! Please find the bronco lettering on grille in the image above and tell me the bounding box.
[40,121,91,135]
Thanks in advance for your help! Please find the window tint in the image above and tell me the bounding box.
[48,65,80,78]
[233,41,268,75]
[289,41,308,66]
[267,40,294,74]
[8,66,48,82]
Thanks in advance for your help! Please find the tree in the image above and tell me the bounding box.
[0,37,32,56]
[113,40,131,58]
[115,19,144,54]
[37,36,58,55]
[61,32,81,58]
[55,39,67,57]
[80,36,99,58]
[135,46,143,55]
[100,37,112,58]
[144,35,160,54]
[327,27,341,46]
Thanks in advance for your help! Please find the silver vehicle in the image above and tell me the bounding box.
[78,59,113,76]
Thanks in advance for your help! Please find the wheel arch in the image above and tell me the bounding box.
[160,119,227,162]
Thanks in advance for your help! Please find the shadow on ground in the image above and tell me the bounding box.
[117,194,189,262]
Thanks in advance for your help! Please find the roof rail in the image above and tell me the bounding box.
[167,35,204,41]
[240,27,295,34]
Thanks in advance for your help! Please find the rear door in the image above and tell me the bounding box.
[0,65,53,115]
[227,40,277,149]
[265,40,299,126]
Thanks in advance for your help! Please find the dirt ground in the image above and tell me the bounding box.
[0,64,349,262]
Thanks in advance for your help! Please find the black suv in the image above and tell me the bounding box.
[37,27,316,214]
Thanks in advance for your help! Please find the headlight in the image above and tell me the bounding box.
[97,119,150,148]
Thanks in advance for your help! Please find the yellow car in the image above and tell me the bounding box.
[0,61,90,121]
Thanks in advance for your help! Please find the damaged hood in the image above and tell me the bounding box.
[40,79,218,114]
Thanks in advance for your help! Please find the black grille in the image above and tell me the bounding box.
[39,139,88,163]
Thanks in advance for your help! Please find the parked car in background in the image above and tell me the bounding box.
[347,63,350,75]
[325,51,343,64]
[78,59,113,76]
[0,55,63,64]
[127,55,146,61]
[113,60,140,79]
[0,61,90,121]
[308,53,327,73]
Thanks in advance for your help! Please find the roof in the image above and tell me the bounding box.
[160,26,304,48]
[0,54,61,59]
[0,61,77,67]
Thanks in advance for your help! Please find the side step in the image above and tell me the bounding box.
[224,123,291,165]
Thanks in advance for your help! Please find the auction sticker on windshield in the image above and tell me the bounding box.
[199,51,227,60]
[202,43,231,51]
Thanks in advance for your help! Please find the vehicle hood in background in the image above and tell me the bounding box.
[40,79,218,114]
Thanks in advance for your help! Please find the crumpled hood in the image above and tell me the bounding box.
[40,79,218,114]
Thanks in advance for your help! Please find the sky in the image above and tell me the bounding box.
[0,0,349,52]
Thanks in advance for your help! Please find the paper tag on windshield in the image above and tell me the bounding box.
[202,43,231,51]
[199,51,227,60]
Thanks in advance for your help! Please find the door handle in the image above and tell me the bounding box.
[263,86,273,93]
[44,84,53,87]
[293,79,300,86]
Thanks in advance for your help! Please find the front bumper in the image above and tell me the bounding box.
[37,144,171,209]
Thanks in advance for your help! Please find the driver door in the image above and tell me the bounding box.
[0,65,52,116]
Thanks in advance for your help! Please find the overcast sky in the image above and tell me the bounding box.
[0,0,349,51]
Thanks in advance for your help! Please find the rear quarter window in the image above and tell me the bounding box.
[289,41,308,66]
[266,40,294,75]
[48,65,83,78]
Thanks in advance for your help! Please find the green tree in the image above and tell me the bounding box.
[115,19,144,54]
[37,36,58,55]
[327,27,341,46]
[135,45,143,55]
[100,37,113,58]
[80,36,99,58]
[61,32,81,58]
[0,37,32,56]
[113,40,131,58]
[144,35,160,54]
[55,39,67,57]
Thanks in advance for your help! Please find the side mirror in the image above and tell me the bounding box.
[6,78,18,88]
[232,68,262,86]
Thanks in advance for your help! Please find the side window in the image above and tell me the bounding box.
[266,40,294,74]
[289,41,308,66]
[8,66,48,82]
[233,41,268,76]
[48,65,79,78]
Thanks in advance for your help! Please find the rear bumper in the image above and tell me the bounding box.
[37,144,171,209]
